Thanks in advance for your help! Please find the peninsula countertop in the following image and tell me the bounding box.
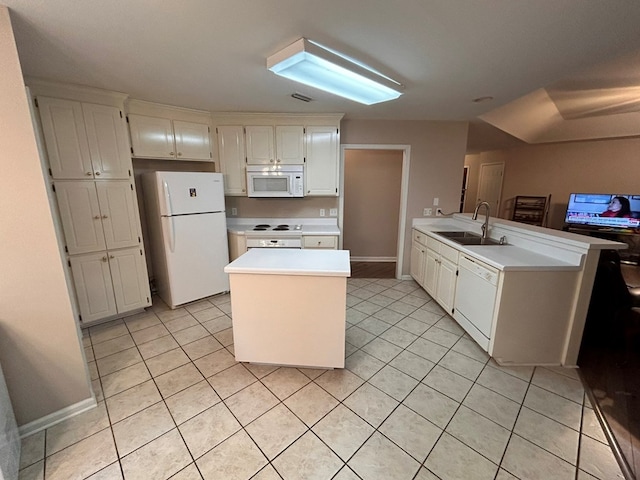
[224,248,351,277]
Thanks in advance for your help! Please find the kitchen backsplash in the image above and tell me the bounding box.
[225,196,339,218]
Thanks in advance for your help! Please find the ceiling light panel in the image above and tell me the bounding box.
[267,38,403,105]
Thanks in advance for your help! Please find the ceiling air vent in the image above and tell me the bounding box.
[291,92,313,102]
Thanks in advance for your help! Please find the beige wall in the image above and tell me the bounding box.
[466,137,640,229]
[0,7,91,426]
[224,196,339,219]
[343,149,402,258]
[341,119,469,274]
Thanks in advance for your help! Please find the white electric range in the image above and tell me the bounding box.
[226,218,340,249]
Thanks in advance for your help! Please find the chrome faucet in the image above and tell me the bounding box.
[472,201,491,239]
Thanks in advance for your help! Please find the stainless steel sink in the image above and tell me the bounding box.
[434,231,503,246]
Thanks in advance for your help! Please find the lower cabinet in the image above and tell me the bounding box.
[228,232,247,261]
[70,247,151,324]
[422,235,458,315]
[410,230,427,286]
[303,235,338,249]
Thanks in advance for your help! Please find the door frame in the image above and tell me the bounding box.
[339,144,411,279]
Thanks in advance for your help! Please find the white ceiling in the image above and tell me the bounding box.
[5,1,640,150]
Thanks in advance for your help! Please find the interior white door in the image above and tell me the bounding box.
[477,162,504,215]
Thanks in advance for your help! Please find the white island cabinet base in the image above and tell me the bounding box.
[224,249,350,369]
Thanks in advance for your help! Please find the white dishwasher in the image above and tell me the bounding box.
[453,254,499,351]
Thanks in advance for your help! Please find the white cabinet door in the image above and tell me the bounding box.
[108,247,151,313]
[95,181,140,250]
[436,256,457,314]
[128,114,174,158]
[38,97,93,179]
[69,252,117,322]
[82,103,131,179]
[245,126,274,164]
[218,125,247,195]
[173,120,212,161]
[424,248,438,297]
[55,181,107,254]
[275,126,304,164]
[410,242,426,286]
[305,126,339,196]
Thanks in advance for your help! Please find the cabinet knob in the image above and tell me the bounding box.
[94,215,100,220]
[86,172,93,176]
[317,241,321,246]
[170,152,175,156]
[269,159,274,163]
[276,159,281,163]
[102,256,107,262]
[110,255,115,259]
[94,171,101,176]
[102,215,108,219]
[177,152,182,157]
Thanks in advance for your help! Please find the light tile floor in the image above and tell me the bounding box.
[18,278,625,480]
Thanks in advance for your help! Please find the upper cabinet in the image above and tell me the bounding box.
[217,125,247,195]
[128,114,212,161]
[245,125,304,165]
[37,97,131,180]
[305,126,340,196]
[213,114,342,197]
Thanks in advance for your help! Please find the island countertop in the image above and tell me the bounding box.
[224,248,351,277]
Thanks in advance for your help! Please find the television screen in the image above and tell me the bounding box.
[565,193,640,230]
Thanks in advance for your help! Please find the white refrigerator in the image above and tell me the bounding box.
[142,171,229,309]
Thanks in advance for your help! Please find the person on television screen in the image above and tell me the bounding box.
[600,196,632,218]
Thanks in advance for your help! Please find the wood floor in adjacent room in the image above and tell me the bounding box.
[350,262,396,279]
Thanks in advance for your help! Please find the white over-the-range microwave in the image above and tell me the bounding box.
[246,165,304,198]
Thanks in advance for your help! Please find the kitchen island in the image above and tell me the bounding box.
[224,248,350,368]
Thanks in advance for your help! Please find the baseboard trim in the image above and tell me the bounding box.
[350,256,396,262]
[18,396,97,438]
[400,274,413,281]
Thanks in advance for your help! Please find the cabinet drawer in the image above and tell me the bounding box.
[412,230,427,247]
[303,236,337,249]
[426,236,440,253]
[440,243,459,263]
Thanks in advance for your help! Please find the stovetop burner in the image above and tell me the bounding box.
[255,224,271,228]
[273,226,289,231]
[253,227,268,231]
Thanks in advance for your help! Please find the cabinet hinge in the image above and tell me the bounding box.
[34,98,39,108]
[130,183,134,191]
[208,126,211,133]
[451,308,455,315]
[336,128,339,134]
[119,110,123,118]
[215,127,218,134]
[130,147,134,154]
[303,127,306,134]
[209,151,212,158]
[129,169,132,177]
[79,314,82,322]
[335,187,338,193]
[52,184,56,192]
[456,269,459,276]
[64,245,68,253]
[48,168,52,176]
[138,236,141,243]
[126,116,129,124]
[67,259,71,267]
[303,157,306,163]
[140,249,143,255]
[147,297,150,303]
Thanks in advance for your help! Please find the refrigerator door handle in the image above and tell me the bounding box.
[166,216,176,253]
[162,180,173,216]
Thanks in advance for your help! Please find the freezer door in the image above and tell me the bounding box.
[157,171,225,216]
[161,211,229,307]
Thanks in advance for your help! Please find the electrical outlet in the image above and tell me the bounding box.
[231,207,237,216]
[423,208,432,216]
[436,208,443,216]
[329,208,338,217]
[320,208,325,217]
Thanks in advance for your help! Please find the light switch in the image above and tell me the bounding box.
[433,197,439,206]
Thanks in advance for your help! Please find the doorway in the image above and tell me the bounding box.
[477,162,504,215]
[340,145,411,279]
[460,165,469,212]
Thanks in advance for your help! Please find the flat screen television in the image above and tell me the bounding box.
[565,193,640,230]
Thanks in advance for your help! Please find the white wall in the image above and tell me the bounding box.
[0,6,92,426]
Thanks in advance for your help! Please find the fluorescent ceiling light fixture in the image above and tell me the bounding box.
[267,38,403,105]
